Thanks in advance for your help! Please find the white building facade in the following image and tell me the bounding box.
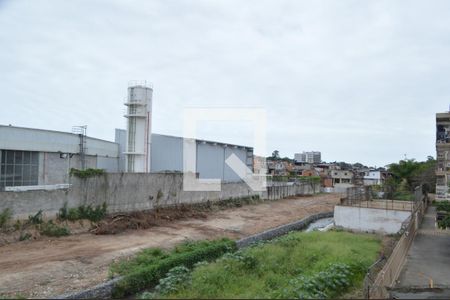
[294,151,321,164]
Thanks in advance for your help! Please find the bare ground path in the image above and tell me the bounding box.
[0,193,340,298]
[396,206,450,287]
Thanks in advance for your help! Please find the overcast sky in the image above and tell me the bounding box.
[1,0,449,167]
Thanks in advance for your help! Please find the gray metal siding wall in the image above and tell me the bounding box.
[0,126,119,157]
[150,134,183,172]
[115,129,127,172]
[196,142,225,180]
[148,134,252,182]
[223,147,247,182]
[97,156,119,172]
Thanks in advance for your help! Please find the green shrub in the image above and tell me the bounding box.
[220,251,258,270]
[139,265,192,299]
[70,168,105,178]
[19,232,32,241]
[112,239,236,298]
[39,221,70,237]
[110,248,168,277]
[14,220,23,231]
[58,202,69,220]
[275,263,355,299]
[28,210,43,225]
[438,215,450,229]
[58,202,107,222]
[0,208,12,228]
[436,201,450,212]
[67,208,80,221]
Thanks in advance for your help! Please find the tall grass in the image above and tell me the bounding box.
[159,231,381,299]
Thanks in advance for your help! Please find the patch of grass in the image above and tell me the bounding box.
[112,238,236,298]
[39,221,70,237]
[392,191,414,201]
[0,293,26,299]
[158,231,381,299]
[0,208,12,228]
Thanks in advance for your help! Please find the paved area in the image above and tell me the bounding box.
[0,193,339,298]
[394,206,450,296]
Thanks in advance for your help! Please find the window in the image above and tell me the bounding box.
[0,150,39,187]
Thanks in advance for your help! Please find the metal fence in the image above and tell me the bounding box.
[363,186,427,299]
[340,185,422,212]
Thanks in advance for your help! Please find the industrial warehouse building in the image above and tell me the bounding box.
[0,125,253,188]
[0,125,119,187]
[0,83,254,189]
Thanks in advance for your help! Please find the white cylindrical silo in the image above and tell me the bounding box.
[124,82,153,172]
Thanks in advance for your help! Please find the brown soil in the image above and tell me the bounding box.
[91,207,209,235]
[0,193,340,298]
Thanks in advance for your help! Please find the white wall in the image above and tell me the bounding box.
[334,205,411,234]
[364,171,381,185]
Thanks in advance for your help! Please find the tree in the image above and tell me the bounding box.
[271,150,280,160]
[387,157,436,192]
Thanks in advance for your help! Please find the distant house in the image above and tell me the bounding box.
[267,160,289,176]
[253,155,267,175]
[363,169,391,186]
[330,169,354,185]
[301,169,319,177]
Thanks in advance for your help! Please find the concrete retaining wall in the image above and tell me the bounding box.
[0,173,318,219]
[236,211,334,248]
[334,205,411,234]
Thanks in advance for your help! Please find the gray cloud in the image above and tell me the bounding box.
[1,0,449,166]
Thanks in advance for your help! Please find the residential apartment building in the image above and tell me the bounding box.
[294,151,321,164]
[436,112,450,200]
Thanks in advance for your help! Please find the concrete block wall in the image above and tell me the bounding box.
[68,173,262,214]
[0,188,70,220]
[0,173,317,220]
[266,182,319,200]
[1,173,260,219]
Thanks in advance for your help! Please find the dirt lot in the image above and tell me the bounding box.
[0,193,340,298]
